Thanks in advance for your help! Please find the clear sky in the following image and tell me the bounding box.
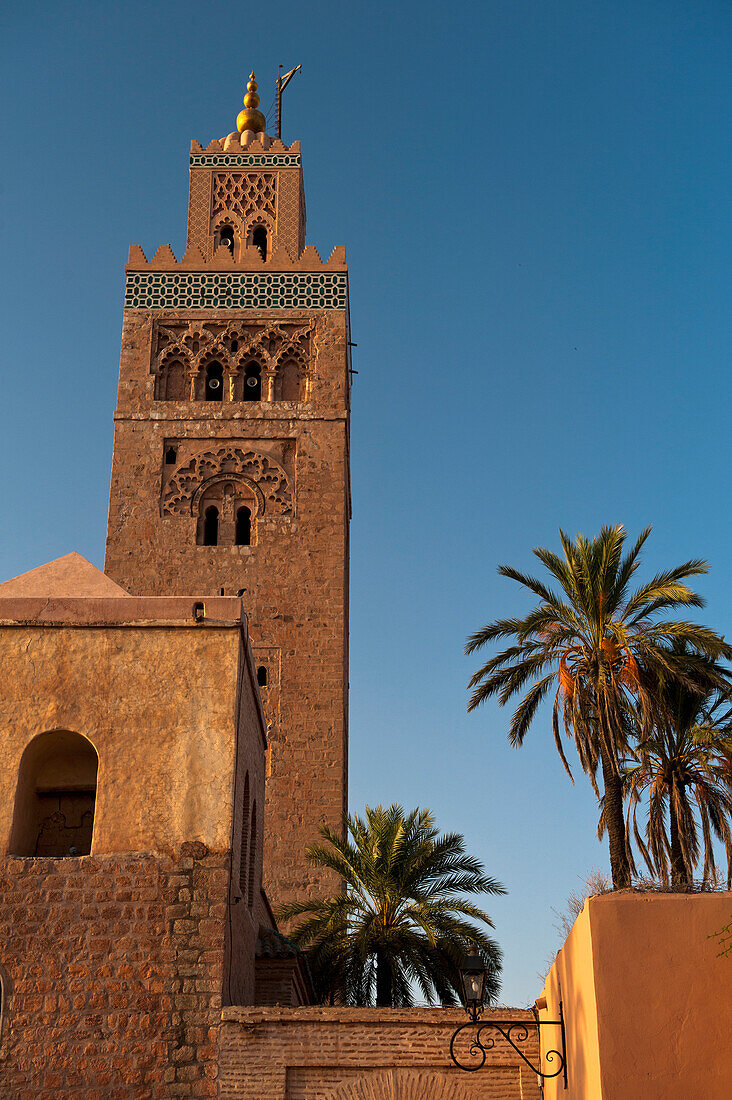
[3,0,731,1005]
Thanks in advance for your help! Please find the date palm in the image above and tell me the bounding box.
[465,525,731,888]
[276,804,504,1007]
[621,668,732,888]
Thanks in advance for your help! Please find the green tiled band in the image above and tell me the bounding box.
[190,154,301,168]
[124,271,348,310]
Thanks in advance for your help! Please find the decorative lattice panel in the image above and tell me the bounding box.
[125,272,348,310]
[186,170,213,257]
[190,153,301,168]
[212,172,276,225]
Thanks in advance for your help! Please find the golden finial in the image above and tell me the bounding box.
[237,72,267,134]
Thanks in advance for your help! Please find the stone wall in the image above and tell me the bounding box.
[218,1007,542,1100]
[0,846,226,1098]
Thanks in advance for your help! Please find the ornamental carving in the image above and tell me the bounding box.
[152,319,314,401]
[212,171,277,231]
[162,446,292,517]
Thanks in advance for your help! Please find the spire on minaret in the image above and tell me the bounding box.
[236,72,267,134]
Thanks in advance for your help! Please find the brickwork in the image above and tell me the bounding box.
[218,1007,542,1100]
[106,126,350,915]
[0,846,226,1098]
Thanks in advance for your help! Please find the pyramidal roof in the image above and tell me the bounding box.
[0,552,130,598]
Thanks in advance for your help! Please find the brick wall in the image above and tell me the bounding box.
[0,845,229,1098]
[218,1007,542,1100]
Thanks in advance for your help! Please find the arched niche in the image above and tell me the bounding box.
[277,358,302,402]
[155,358,187,400]
[9,730,99,857]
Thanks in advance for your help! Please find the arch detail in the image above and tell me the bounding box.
[190,473,265,516]
[324,1071,460,1100]
[163,448,291,517]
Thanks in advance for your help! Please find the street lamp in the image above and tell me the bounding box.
[450,954,567,1087]
[459,953,487,1023]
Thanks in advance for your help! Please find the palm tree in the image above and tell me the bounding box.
[620,669,732,889]
[465,525,731,888]
[275,804,504,1007]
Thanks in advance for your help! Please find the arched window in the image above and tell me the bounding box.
[243,362,261,402]
[165,446,177,465]
[252,225,267,261]
[236,506,251,546]
[248,801,257,909]
[9,731,98,857]
[205,361,224,402]
[218,225,235,254]
[257,666,267,687]
[203,506,219,546]
[239,773,250,899]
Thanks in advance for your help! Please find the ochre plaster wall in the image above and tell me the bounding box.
[0,624,242,856]
[538,903,601,1099]
[540,892,732,1100]
[218,1007,542,1100]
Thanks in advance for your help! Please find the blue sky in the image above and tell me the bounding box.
[3,0,731,1004]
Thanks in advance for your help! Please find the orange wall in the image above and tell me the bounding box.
[539,892,732,1100]
[539,902,602,1098]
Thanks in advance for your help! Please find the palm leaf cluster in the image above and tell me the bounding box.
[619,668,732,888]
[466,525,732,888]
[276,804,504,1007]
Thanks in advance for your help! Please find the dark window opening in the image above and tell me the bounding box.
[236,506,251,546]
[243,363,261,402]
[257,666,267,687]
[205,361,223,402]
[252,225,267,261]
[230,338,238,353]
[219,226,235,254]
[165,446,177,465]
[203,506,219,546]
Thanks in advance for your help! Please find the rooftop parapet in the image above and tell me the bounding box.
[126,242,346,272]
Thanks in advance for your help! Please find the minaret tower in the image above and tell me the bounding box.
[105,77,350,907]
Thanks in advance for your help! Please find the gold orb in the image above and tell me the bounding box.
[237,107,266,134]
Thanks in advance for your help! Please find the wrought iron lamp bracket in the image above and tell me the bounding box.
[450,1001,567,1089]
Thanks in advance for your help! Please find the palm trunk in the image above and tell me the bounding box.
[375,949,393,1007]
[668,779,688,889]
[600,747,631,888]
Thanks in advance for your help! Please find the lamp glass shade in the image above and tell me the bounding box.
[460,954,487,1009]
